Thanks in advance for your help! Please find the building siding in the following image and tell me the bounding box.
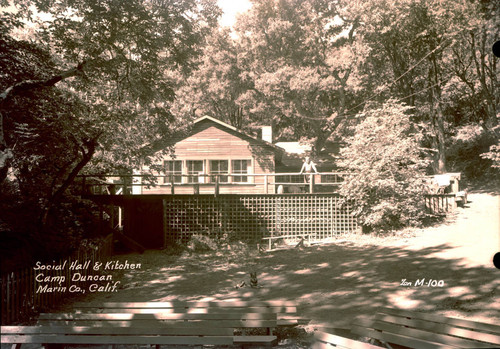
[142,123,277,194]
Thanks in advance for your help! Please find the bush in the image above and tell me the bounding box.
[447,124,499,182]
[338,100,430,231]
[481,142,500,169]
[186,233,218,252]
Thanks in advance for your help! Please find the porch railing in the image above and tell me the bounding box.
[77,172,347,195]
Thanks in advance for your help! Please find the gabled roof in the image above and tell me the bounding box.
[188,115,284,153]
[192,115,238,131]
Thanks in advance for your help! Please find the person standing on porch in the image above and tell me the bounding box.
[299,156,318,183]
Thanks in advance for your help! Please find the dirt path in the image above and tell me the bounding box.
[71,191,499,334]
[397,192,499,268]
[365,191,500,325]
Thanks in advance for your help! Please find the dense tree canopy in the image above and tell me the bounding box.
[1,0,221,179]
[172,0,497,175]
[0,0,221,260]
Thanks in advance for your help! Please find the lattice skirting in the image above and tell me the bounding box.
[162,194,358,244]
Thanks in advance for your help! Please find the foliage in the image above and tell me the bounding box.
[0,183,106,272]
[168,0,498,177]
[340,0,498,173]
[171,0,366,148]
[481,143,500,169]
[1,0,221,181]
[171,28,250,129]
[187,233,219,252]
[232,0,365,150]
[447,124,499,181]
[0,0,221,269]
[338,100,430,231]
[0,35,96,226]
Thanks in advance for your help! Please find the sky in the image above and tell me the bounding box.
[217,0,252,27]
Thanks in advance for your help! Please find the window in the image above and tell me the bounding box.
[186,160,204,183]
[321,173,344,184]
[210,160,228,183]
[164,160,182,184]
[276,174,303,183]
[232,159,251,183]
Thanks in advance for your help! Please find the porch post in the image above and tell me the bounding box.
[216,175,220,196]
[162,199,168,248]
[132,170,142,195]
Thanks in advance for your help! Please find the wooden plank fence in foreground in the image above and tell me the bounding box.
[0,234,113,325]
[424,194,457,215]
[162,194,359,244]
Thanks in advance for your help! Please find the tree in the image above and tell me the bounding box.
[347,0,446,173]
[448,1,498,132]
[232,0,365,151]
[0,0,221,182]
[0,0,221,257]
[338,100,430,231]
[348,0,498,174]
[171,28,250,129]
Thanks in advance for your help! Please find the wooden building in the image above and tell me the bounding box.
[84,117,357,248]
[137,116,285,194]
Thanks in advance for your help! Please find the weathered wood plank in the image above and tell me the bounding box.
[1,335,234,346]
[353,312,500,349]
[375,313,500,345]
[314,331,381,349]
[38,312,277,321]
[233,335,278,346]
[277,319,299,326]
[369,320,497,348]
[379,307,500,335]
[1,326,232,336]
[37,319,278,328]
[351,322,462,349]
[73,307,297,315]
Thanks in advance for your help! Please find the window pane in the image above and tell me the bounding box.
[164,160,182,184]
[187,160,204,183]
[232,159,250,183]
[210,160,228,183]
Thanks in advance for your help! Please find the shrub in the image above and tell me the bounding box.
[446,124,499,182]
[481,142,500,169]
[338,100,430,231]
[186,233,218,252]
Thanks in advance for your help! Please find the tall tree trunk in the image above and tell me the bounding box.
[39,137,98,228]
[0,111,14,182]
[474,29,498,133]
[434,107,447,174]
[429,49,447,174]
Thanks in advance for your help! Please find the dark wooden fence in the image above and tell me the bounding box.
[0,234,113,325]
[161,194,359,244]
[424,194,457,215]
